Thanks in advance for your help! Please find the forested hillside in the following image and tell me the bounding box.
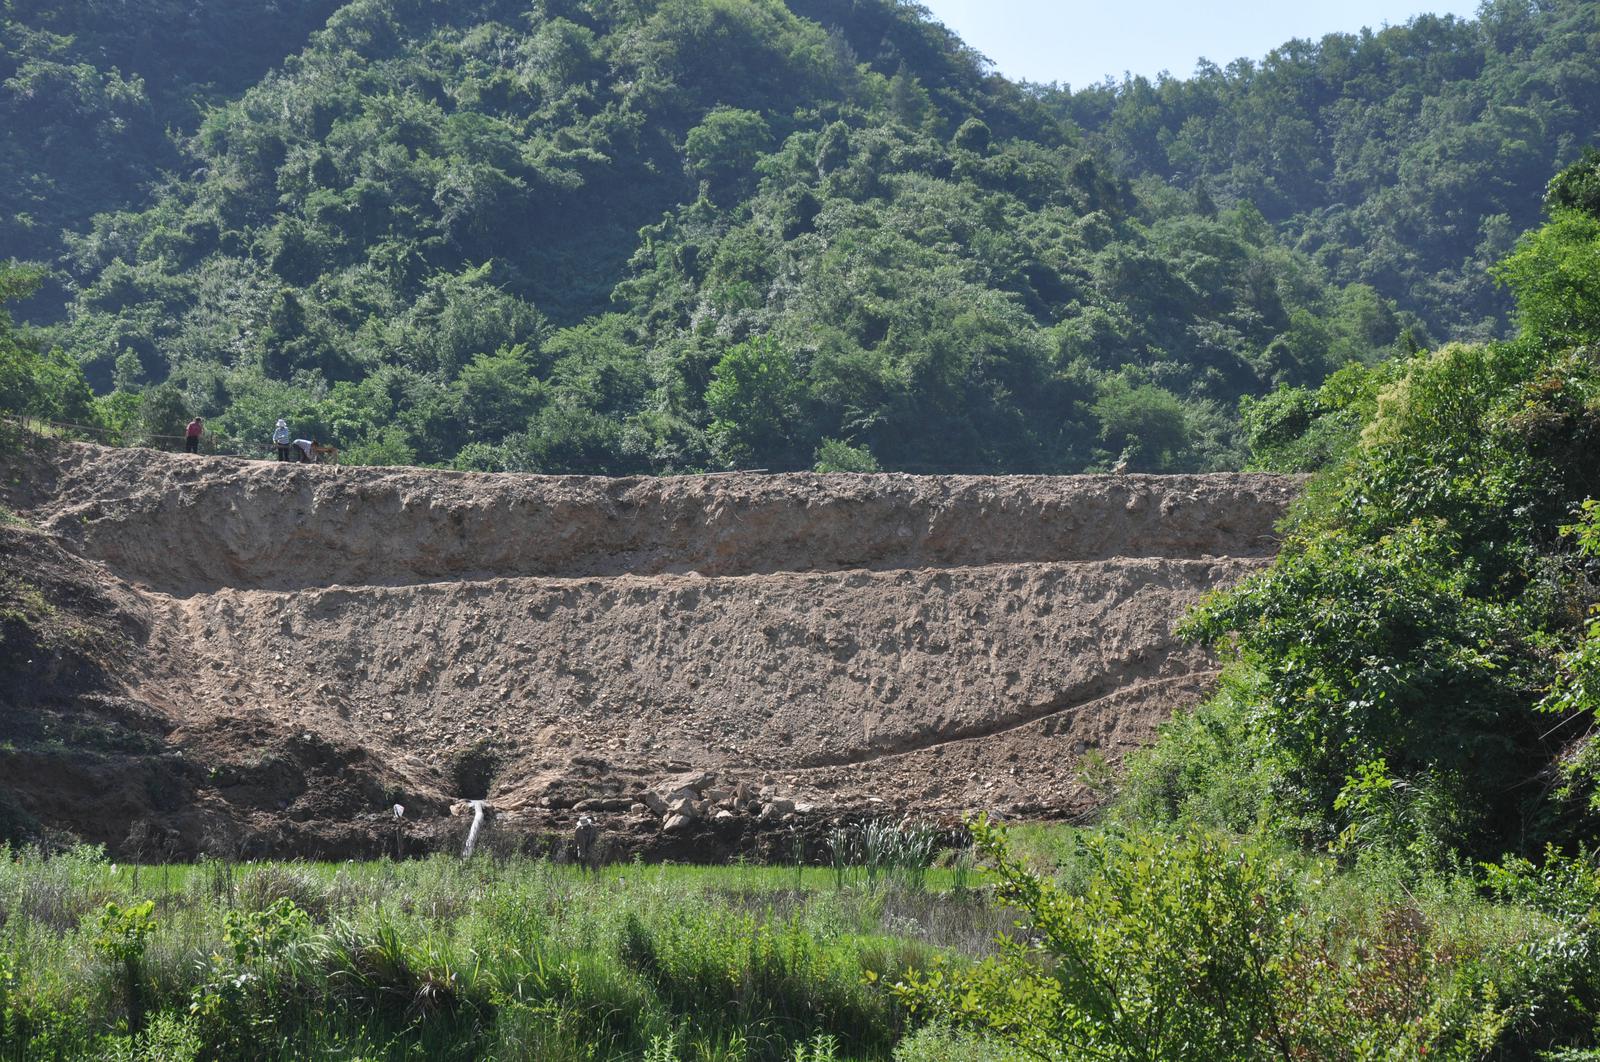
[1,0,1595,474]
[0,0,346,295]
[1052,0,1600,342]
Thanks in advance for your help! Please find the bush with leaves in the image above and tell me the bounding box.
[1091,379,1190,471]
[1141,150,1600,864]
[895,819,1521,1059]
[91,900,157,1035]
[1181,520,1541,854]
[893,817,1303,1060]
[812,437,880,473]
[705,336,805,469]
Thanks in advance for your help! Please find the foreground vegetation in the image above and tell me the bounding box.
[0,846,979,1061]
[912,146,1600,1058]
[8,821,1600,1061]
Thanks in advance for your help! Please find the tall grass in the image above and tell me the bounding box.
[825,821,941,893]
[8,828,1589,1059]
[0,846,988,1061]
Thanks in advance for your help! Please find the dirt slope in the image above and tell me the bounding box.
[0,441,1301,860]
[29,445,1293,592]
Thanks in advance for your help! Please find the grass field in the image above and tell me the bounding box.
[9,822,1598,1060]
[0,835,1005,1062]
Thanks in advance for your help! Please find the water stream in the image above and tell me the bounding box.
[461,799,486,858]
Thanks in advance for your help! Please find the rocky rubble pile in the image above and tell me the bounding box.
[630,770,814,833]
[478,766,822,837]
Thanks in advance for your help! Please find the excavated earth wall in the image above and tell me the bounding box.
[1,442,1302,860]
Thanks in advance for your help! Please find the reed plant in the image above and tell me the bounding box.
[0,845,947,1061]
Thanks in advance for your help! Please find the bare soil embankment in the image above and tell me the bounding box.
[1,441,1301,860]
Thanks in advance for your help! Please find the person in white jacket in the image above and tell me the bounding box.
[273,419,292,462]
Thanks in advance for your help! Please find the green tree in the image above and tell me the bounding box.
[137,382,191,447]
[950,118,990,155]
[0,266,96,423]
[813,437,879,472]
[705,337,804,469]
[452,344,545,441]
[1544,146,1600,218]
[1092,380,1190,470]
[1493,210,1600,349]
[684,106,771,203]
[341,425,418,467]
[1151,176,1600,857]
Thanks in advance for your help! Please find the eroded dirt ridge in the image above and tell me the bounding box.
[1,443,1301,859]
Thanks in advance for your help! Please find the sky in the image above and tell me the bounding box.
[918,0,1481,88]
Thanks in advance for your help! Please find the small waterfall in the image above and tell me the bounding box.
[461,799,486,858]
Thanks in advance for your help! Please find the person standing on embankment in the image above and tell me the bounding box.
[184,417,203,454]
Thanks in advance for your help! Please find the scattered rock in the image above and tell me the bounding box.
[662,814,694,834]
[662,769,715,793]
[758,800,797,822]
[574,797,633,813]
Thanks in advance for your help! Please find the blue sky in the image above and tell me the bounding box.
[918,0,1482,88]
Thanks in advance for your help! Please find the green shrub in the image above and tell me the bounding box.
[1113,671,1286,835]
[92,900,157,1035]
[221,897,310,964]
[101,1011,203,1062]
[895,819,1531,1059]
[894,818,1302,1059]
[813,438,880,473]
[891,1023,1030,1061]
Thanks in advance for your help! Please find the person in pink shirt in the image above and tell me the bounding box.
[184,417,203,454]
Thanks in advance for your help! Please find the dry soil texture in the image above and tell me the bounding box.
[1,441,1301,859]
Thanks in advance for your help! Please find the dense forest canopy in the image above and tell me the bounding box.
[0,0,1595,473]
[0,0,347,292]
[1052,0,1600,342]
